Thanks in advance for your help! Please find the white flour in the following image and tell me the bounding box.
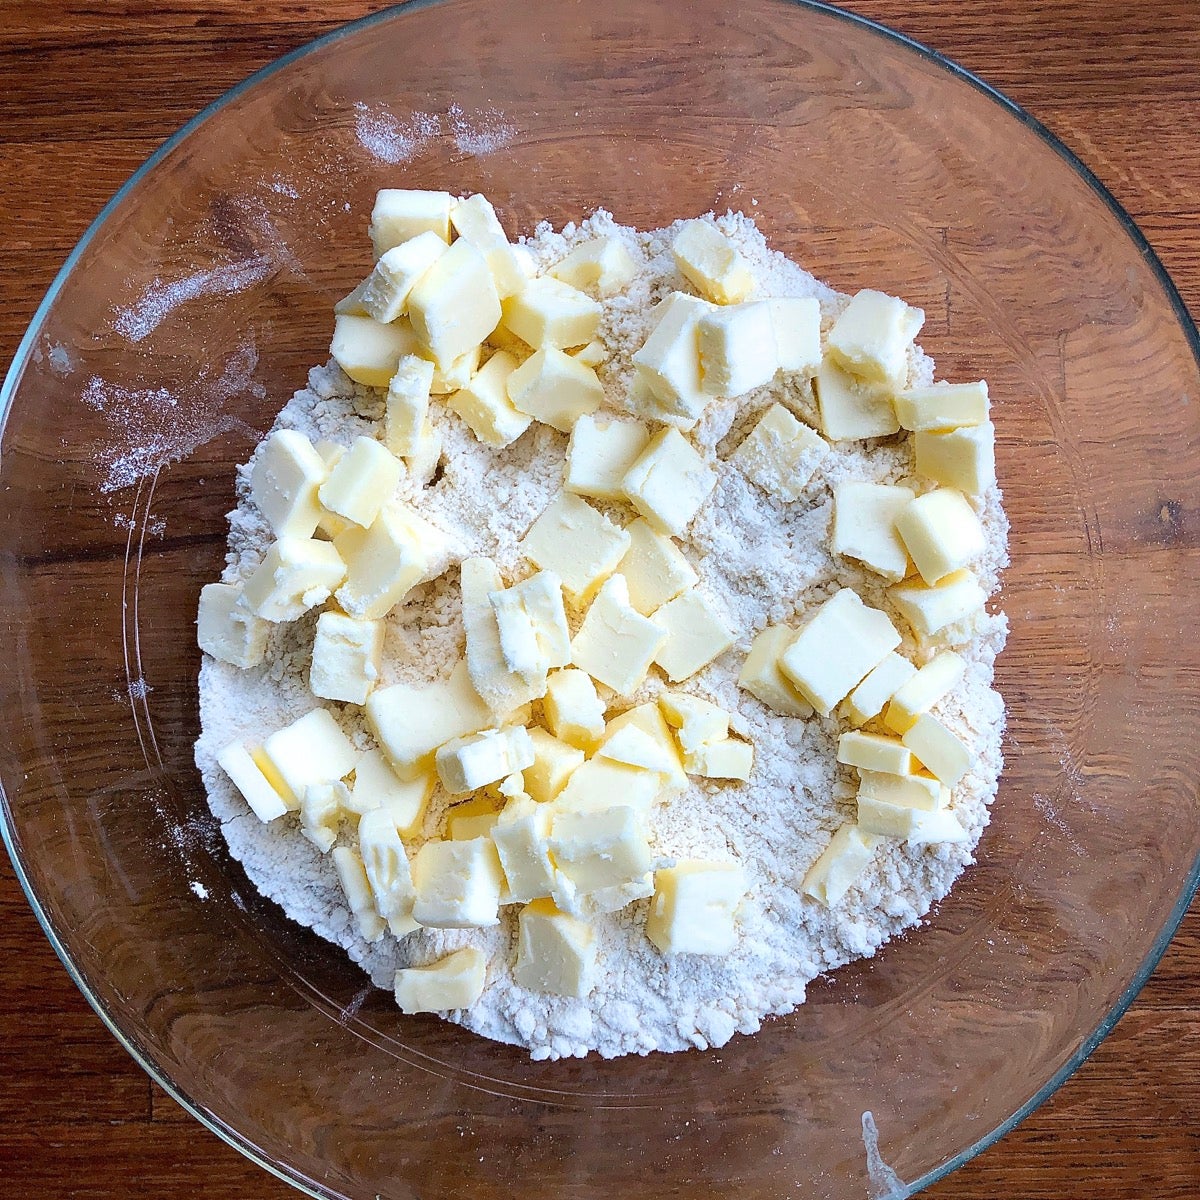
[195,211,1008,1060]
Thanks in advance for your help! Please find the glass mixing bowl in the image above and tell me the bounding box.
[2,0,1198,1196]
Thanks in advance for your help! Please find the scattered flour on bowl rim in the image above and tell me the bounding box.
[194,210,1009,1061]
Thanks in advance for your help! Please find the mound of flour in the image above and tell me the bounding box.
[195,210,1008,1060]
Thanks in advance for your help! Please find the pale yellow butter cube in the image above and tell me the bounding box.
[330,313,422,388]
[407,237,501,367]
[836,730,915,776]
[349,747,433,834]
[366,660,492,780]
[651,587,735,682]
[902,713,972,786]
[671,219,755,304]
[629,291,712,427]
[552,757,664,818]
[857,797,967,844]
[520,493,630,605]
[384,355,434,457]
[250,429,329,539]
[492,795,557,903]
[542,668,606,750]
[429,344,482,395]
[405,419,443,487]
[814,357,900,441]
[507,347,604,433]
[622,427,716,537]
[447,349,530,447]
[616,518,698,617]
[394,946,486,1013]
[524,727,584,803]
[318,436,404,529]
[601,703,688,793]
[515,899,597,997]
[646,860,747,955]
[445,796,503,842]
[894,381,989,432]
[780,589,902,715]
[685,737,753,781]
[244,537,346,621]
[490,570,571,685]
[831,481,915,582]
[461,556,541,718]
[369,189,453,255]
[549,235,639,298]
[332,845,387,942]
[570,573,668,695]
[767,297,822,373]
[197,582,270,668]
[596,723,681,780]
[659,692,730,754]
[890,569,987,641]
[360,231,449,322]
[299,780,349,852]
[449,193,526,299]
[801,823,882,907]
[697,301,778,397]
[857,769,944,812]
[216,741,290,822]
[565,414,649,502]
[333,507,429,620]
[310,611,384,705]
[357,807,417,932]
[730,403,829,502]
[895,488,986,586]
[842,651,916,726]
[435,726,536,795]
[334,277,370,317]
[737,625,813,718]
[883,651,967,733]
[827,288,924,388]
[261,708,360,802]
[549,805,652,899]
[412,837,504,928]
[501,275,601,349]
[570,339,607,368]
[915,422,996,495]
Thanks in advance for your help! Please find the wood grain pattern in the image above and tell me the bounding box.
[1,1,1197,1196]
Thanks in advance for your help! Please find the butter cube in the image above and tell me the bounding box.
[780,589,902,715]
[318,436,404,529]
[216,741,290,822]
[542,668,606,750]
[429,344,482,395]
[914,422,996,495]
[902,713,972,786]
[837,730,915,776]
[814,357,899,441]
[490,570,571,685]
[331,313,422,388]
[445,795,503,841]
[621,428,716,537]
[406,420,443,487]
[565,414,650,502]
[521,493,630,605]
[685,737,753,781]
[197,582,270,668]
[616,518,698,617]
[550,236,639,297]
[524,727,585,803]
[767,297,822,373]
[435,726,536,795]
[261,708,359,804]
[570,339,607,368]
[884,651,967,733]
[447,349,530,447]
[601,703,688,793]
[801,823,882,907]
[895,488,986,586]
[890,569,987,641]
[827,289,924,388]
[394,946,486,1014]
[449,193,526,299]
[737,625,813,718]
[360,231,449,322]
[366,660,492,779]
[412,837,504,928]
[857,797,967,844]
[659,692,730,753]
[730,403,829,502]
[596,723,682,781]
[550,805,652,898]
[460,556,540,718]
[299,780,349,852]
[507,347,604,433]
[332,846,386,942]
[244,537,346,621]
[571,574,668,695]
[349,748,433,834]
[515,900,597,996]
[894,381,989,432]
[697,301,778,396]
[646,860,747,954]
[334,278,370,316]
[250,429,329,539]
[630,291,712,427]
[552,757,663,818]
[333,507,429,620]
[357,807,417,932]
[384,355,434,457]
[843,652,917,726]
[369,189,453,255]
[492,795,557,903]
[672,220,754,304]
[651,587,735,682]
[857,769,944,812]
[831,482,915,582]
[407,237,501,367]
[501,276,601,350]
[310,611,384,705]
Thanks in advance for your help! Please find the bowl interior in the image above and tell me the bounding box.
[2,0,1199,1197]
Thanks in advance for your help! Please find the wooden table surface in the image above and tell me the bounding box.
[1,1,1197,1196]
